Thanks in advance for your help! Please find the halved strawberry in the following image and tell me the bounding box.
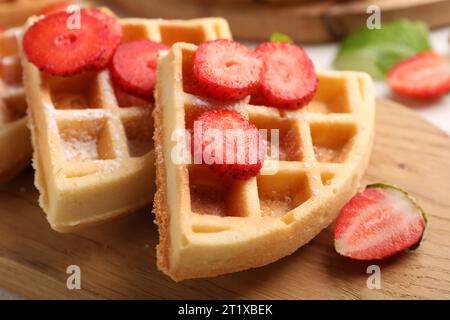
[113,82,152,108]
[192,109,265,180]
[254,42,317,109]
[110,40,169,98]
[23,10,108,76]
[39,1,71,16]
[85,8,123,69]
[387,51,450,99]
[334,184,427,260]
[193,39,262,101]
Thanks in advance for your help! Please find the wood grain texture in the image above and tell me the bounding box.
[0,99,449,299]
[109,0,450,43]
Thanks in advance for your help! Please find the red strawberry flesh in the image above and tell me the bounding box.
[85,8,123,69]
[111,40,169,98]
[254,42,317,109]
[23,11,108,76]
[387,51,450,99]
[193,39,262,101]
[334,185,426,260]
[113,82,152,108]
[192,109,265,180]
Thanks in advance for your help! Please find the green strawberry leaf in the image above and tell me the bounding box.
[334,19,432,80]
[270,32,294,43]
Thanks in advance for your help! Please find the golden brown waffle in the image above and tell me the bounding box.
[21,17,232,232]
[0,0,76,27]
[154,42,375,281]
[0,27,31,184]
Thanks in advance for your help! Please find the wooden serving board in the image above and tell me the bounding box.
[0,99,449,299]
[108,0,450,43]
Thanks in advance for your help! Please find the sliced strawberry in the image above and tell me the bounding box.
[387,51,450,99]
[182,58,205,97]
[110,40,169,98]
[254,42,317,109]
[334,184,427,260]
[113,82,152,108]
[192,109,265,180]
[85,8,123,69]
[39,1,71,16]
[249,89,266,106]
[193,39,262,101]
[23,10,108,76]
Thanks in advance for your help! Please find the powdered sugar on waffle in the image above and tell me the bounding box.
[187,93,250,114]
[62,138,98,161]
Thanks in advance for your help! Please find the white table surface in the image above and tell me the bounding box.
[0,21,448,299]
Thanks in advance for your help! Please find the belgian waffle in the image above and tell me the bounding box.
[0,27,31,184]
[154,42,375,281]
[21,17,232,232]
